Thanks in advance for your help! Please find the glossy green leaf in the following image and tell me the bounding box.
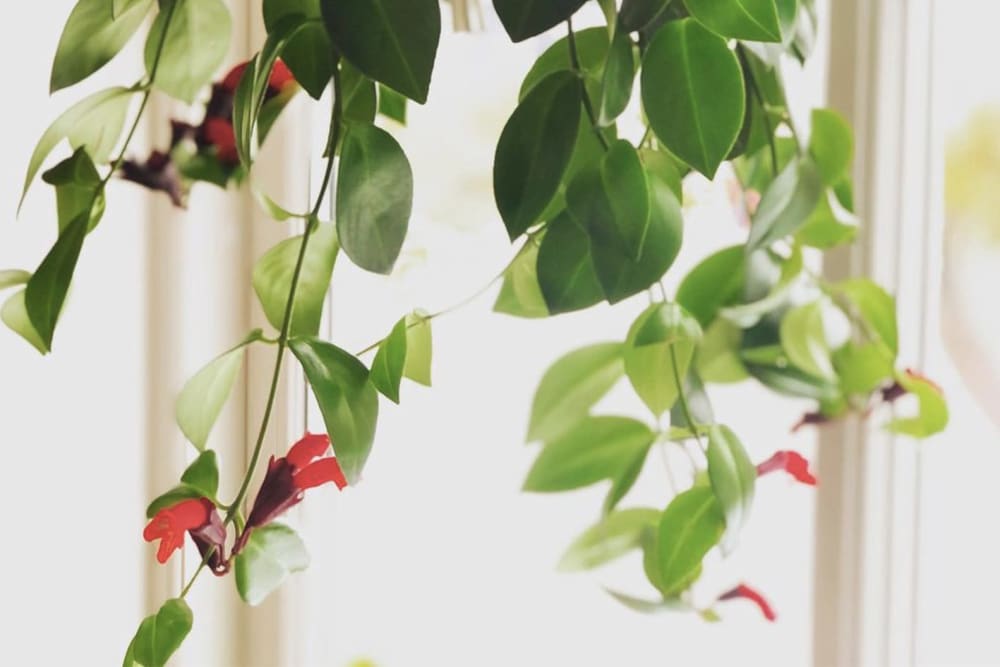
[337,123,413,274]
[290,337,379,484]
[796,186,859,248]
[655,485,725,597]
[697,318,748,383]
[519,27,608,100]
[341,63,378,123]
[494,236,549,319]
[747,156,823,251]
[263,0,334,99]
[780,300,835,380]
[146,0,231,104]
[639,148,684,201]
[744,361,840,401]
[536,212,604,314]
[833,341,894,396]
[21,87,134,209]
[642,19,745,178]
[603,445,650,514]
[524,416,655,492]
[837,278,898,356]
[495,71,583,240]
[599,30,637,125]
[378,84,408,124]
[706,424,756,553]
[252,221,338,337]
[253,189,307,222]
[321,0,440,103]
[493,0,588,42]
[24,214,89,352]
[809,108,853,185]
[123,599,192,667]
[683,0,781,42]
[42,148,105,233]
[235,523,310,606]
[113,0,147,18]
[176,330,262,450]
[676,246,746,328]
[620,0,674,32]
[625,303,703,416]
[179,450,220,499]
[886,372,949,438]
[50,0,152,93]
[527,342,625,443]
[2,290,46,354]
[370,317,407,403]
[597,0,617,33]
[403,312,432,386]
[558,508,661,571]
[720,246,802,328]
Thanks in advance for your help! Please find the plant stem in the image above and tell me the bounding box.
[670,344,705,450]
[566,17,609,151]
[736,44,779,177]
[225,67,344,524]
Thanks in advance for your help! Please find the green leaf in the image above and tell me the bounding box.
[252,221,338,337]
[558,508,661,571]
[493,0,588,42]
[747,156,823,251]
[796,186,859,248]
[886,372,948,438]
[624,303,703,416]
[809,107,853,185]
[403,312,432,386]
[114,0,147,18]
[176,330,263,450]
[42,148,105,233]
[833,341,894,396]
[21,87,134,209]
[2,290,46,354]
[720,246,802,328]
[524,416,655,492]
[697,318,748,383]
[234,524,310,606]
[25,214,89,352]
[321,0,440,103]
[669,368,714,429]
[519,27,608,100]
[536,212,604,315]
[180,451,221,498]
[603,445,650,514]
[337,123,413,274]
[0,270,31,291]
[641,19,745,178]
[527,343,625,443]
[599,30,637,125]
[494,237,549,319]
[655,485,725,597]
[378,85,408,124]
[584,158,684,303]
[639,148,684,201]
[341,63,378,123]
[123,599,192,667]
[495,71,583,240]
[676,246,746,328]
[146,0,231,104]
[50,0,153,93]
[682,0,782,42]
[290,337,379,484]
[837,278,898,356]
[263,0,334,99]
[568,140,650,260]
[605,588,689,615]
[253,189,308,222]
[145,486,205,519]
[620,0,674,32]
[370,317,407,403]
[744,361,840,400]
[780,300,835,380]
[706,424,756,554]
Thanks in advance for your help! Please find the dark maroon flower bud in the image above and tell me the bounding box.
[189,506,229,575]
[120,151,186,208]
[790,411,830,433]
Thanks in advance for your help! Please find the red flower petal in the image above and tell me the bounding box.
[221,62,248,93]
[756,451,818,486]
[718,583,777,622]
[293,457,348,491]
[268,59,295,91]
[201,117,238,165]
[143,498,212,564]
[286,432,331,471]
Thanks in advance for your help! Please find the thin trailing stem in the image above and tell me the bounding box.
[670,344,705,450]
[566,17,609,151]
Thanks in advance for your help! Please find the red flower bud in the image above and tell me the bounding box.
[201,117,238,165]
[756,450,817,486]
[717,583,777,621]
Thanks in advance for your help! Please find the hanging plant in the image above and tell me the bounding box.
[1,0,948,663]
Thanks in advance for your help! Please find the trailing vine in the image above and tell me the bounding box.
[0,0,949,663]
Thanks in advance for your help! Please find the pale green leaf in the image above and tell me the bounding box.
[706,424,756,553]
[558,508,661,571]
[235,523,310,606]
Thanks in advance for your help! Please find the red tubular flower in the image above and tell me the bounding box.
[201,117,238,165]
[756,450,818,486]
[144,498,228,575]
[220,59,295,95]
[717,583,777,622]
[236,433,346,553]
